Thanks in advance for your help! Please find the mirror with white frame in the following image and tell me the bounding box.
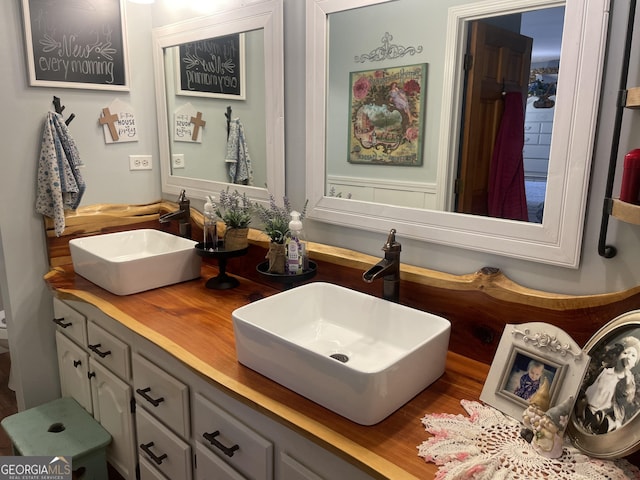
[152,0,284,204]
[306,0,609,268]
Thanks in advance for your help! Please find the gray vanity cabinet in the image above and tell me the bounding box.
[53,297,377,480]
[53,298,137,480]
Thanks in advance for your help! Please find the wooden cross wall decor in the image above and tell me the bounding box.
[190,111,206,141]
[99,107,119,141]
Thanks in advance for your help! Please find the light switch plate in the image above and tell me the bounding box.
[129,155,152,171]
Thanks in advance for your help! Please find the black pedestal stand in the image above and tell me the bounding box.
[195,243,249,290]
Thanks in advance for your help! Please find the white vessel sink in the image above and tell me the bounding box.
[232,282,451,425]
[69,229,201,295]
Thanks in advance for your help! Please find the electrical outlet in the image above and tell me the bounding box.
[172,154,185,169]
[129,155,152,171]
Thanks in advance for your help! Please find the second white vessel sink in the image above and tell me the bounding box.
[232,282,451,425]
[69,229,201,295]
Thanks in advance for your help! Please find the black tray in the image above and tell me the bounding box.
[256,260,317,288]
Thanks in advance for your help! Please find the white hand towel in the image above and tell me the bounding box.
[35,112,85,236]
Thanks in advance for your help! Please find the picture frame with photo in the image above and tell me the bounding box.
[480,322,590,421]
[568,310,640,459]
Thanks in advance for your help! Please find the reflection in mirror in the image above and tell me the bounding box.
[164,30,267,186]
[326,1,563,224]
[307,0,609,267]
[455,8,563,223]
[153,0,284,205]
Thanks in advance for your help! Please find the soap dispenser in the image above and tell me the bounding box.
[285,210,308,274]
[203,196,218,251]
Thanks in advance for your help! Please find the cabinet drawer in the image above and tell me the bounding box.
[139,456,169,480]
[525,109,554,122]
[538,133,552,145]
[194,393,273,480]
[53,298,87,346]
[88,321,131,381]
[540,122,553,134]
[523,144,551,159]
[195,442,246,480]
[280,453,324,480]
[136,408,192,480]
[133,353,190,438]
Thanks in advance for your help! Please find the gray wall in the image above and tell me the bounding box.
[1,0,639,409]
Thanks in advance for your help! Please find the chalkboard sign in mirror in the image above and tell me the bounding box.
[177,34,245,100]
[21,0,129,91]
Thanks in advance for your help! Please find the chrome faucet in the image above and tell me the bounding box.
[362,229,401,302]
[159,189,191,238]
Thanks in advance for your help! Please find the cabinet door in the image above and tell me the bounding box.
[89,359,136,480]
[55,331,93,414]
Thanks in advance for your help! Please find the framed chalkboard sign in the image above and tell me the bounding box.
[176,34,245,100]
[21,0,129,91]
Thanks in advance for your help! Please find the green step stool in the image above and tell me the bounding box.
[1,397,111,480]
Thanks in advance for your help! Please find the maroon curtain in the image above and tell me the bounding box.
[488,92,528,221]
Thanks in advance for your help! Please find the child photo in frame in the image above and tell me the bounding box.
[568,311,640,458]
[481,322,589,421]
[507,351,558,402]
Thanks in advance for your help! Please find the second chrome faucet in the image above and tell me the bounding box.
[363,229,401,302]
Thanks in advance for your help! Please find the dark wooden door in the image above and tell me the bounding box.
[456,21,532,215]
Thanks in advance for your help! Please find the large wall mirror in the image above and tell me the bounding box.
[306,0,610,267]
[152,0,284,204]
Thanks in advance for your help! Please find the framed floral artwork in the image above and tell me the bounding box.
[568,310,640,459]
[348,63,426,166]
[480,322,589,421]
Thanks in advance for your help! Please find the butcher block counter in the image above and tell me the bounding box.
[45,261,489,479]
[43,204,640,477]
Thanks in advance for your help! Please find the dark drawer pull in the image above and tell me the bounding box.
[136,387,165,407]
[203,430,239,457]
[88,371,96,379]
[140,442,167,465]
[88,343,112,358]
[73,360,82,368]
[53,317,72,328]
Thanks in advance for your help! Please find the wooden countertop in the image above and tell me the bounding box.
[45,262,490,480]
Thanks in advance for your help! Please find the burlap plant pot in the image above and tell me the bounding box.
[266,241,286,273]
[224,227,249,251]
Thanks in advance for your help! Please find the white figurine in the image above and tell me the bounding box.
[522,378,574,459]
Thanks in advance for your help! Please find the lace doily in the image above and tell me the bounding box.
[417,400,640,480]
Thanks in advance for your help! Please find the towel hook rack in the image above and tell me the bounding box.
[225,106,232,139]
[52,96,75,126]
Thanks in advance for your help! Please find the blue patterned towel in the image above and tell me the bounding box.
[225,118,253,185]
[35,112,85,236]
